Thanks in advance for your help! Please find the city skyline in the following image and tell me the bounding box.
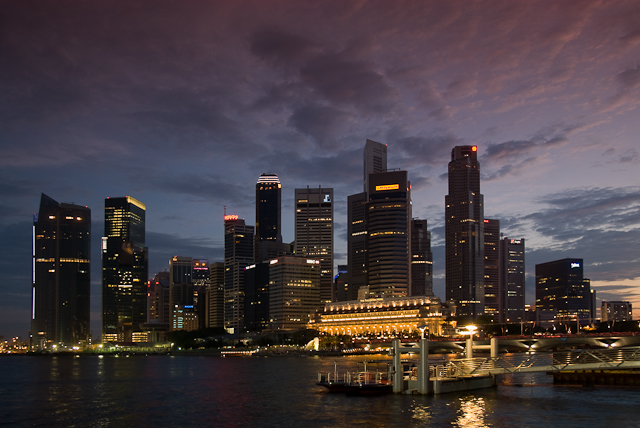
[1,1,639,338]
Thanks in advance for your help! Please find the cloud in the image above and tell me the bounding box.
[287,104,352,148]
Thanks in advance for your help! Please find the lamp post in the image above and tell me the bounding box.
[417,324,429,394]
[464,325,477,359]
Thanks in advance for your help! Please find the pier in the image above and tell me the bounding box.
[389,337,640,395]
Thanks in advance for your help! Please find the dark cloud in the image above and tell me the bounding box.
[287,104,352,148]
[250,28,318,65]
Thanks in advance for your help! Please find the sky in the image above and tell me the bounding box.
[1,0,639,339]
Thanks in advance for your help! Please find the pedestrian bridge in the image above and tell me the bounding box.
[391,337,640,394]
[446,346,640,377]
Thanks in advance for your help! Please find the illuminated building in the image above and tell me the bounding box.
[445,145,484,318]
[224,215,254,333]
[169,256,193,314]
[367,170,411,298]
[255,173,283,262]
[294,186,334,302]
[499,237,525,323]
[102,196,148,343]
[244,262,270,331]
[192,259,210,329]
[207,262,224,329]
[346,191,368,300]
[308,296,450,337]
[536,258,592,328]
[32,194,91,348]
[346,140,388,301]
[601,301,633,322]
[148,271,169,324]
[268,256,321,330]
[483,219,500,319]
[410,219,433,297]
[172,304,198,331]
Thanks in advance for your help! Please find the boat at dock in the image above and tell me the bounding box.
[316,361,392,395]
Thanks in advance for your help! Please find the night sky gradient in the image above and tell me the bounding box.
[2,0,639,339]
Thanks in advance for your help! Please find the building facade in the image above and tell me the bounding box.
[294,186,334,303]
[255,173,282,263]
[536,258,592,328]
[224,215,254,333]
[499,237,525,323]
[206,262,225,329]
[601,301,633,323]
[445,145,485,319]
[102,196,148,343]
[268,256,321,330]
[367,171,411,298]
[411,219,433,297]
[32,194,91,348]
[483,219,500,320]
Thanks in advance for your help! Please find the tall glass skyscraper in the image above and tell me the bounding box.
[255,173,282,262]
[224,214,254,333]
[102,196,148,343]
[294,186,333,303]
[367,170,411,298]
[32,194,91,349]
[445,145,485,318]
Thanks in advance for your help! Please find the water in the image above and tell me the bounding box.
[1,354,640,427]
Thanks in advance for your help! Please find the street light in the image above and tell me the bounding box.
[417,324,428,340]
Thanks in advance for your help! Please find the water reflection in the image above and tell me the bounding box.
[454,397,488,428]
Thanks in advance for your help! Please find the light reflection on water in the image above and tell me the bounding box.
[1,355,640,427]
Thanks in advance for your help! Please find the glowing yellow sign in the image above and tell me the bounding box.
[375,184,400,191]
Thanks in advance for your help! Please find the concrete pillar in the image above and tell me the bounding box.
[392,339,403,393]
[418,338,429,394]
[490,337,498,359]
[466,337,473,359]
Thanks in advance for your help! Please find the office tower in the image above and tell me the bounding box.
[499,237,525,323]
[410,219,433,297]
[255,173,282,262]
[148,271,170,324]
[536,258,592,328]
[192,259,209,329]
[31,194,90,348]
[102,196,148,343]
[483,219,500,319]
[363,139,387,192]
[367,170,411,298]
[169,256,194,330]
[268,256,321,330]
[346,140,388,301]
[206,262,224,329]
[346,191,368,300]
[334,265,349,302]
[224,214,254,333]
[445,145,485,319]
[601,301,633,323]
[294,186,334,302]
[244,262,270,332]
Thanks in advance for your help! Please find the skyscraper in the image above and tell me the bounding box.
[410,219,433,297]
[206,262,224,329]
[445,145,484,319]
[483,219,500,320]
[268,256,321,330]
[363,139,387,192]
[367,170,411,298]
[32,194,91,348]
[294,186,334,303]
[224,214,254,333]
[536,258,591,329]
[499,237,525,323]
[169,256,194,330]
[102,196,148,343]
[255,173,282,262]
[346,139,388,301]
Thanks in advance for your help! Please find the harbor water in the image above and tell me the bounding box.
[1,354,640,427]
